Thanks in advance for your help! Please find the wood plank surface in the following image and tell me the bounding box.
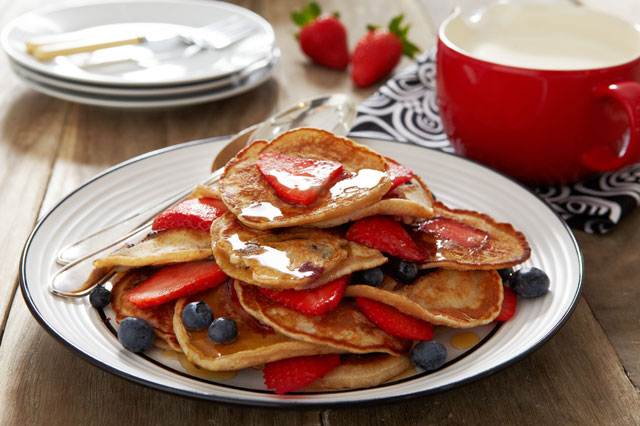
[1,0,639,425]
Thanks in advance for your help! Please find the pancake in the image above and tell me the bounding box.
[173,282,339,371]
[308,353,413,390]
[413,201,531,270]
[93,228,212,269]
[310,171,435,228]
[211,212,387,290]
[345,269,503,328]
[220,128,391,230]
[235,281,410,356]
[189,182,222,200]
[111,269,181,351]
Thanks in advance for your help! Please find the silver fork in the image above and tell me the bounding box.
[29,15,258,61]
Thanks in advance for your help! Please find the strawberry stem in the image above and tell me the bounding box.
[291,1,322,27]
[387,15,420,59]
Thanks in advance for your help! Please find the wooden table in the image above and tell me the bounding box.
[1,1,639,424]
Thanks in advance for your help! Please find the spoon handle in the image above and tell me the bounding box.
[55,169,222,266]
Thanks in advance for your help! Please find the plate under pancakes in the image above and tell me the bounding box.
[210,212,387,290]
[345,270,503,328]
[220,128,392,230]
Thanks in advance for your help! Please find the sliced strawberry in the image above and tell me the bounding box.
[256,152,343,206]
[128,261,227,308]
[151,197,227,232]
[356,297,433,340]
[419,218,488,249]
[259,276,348,315]
[346,215,427,261]
[388,161,413,191]
[495,285,517,322]
[263,354,341,394]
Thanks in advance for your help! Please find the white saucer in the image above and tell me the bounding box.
[9,47,278,98]
[2,0,275,87]
[12,48,279,109]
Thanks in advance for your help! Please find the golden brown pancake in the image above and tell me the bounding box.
[189,182,222,200]
[310,172,435,228]
[173,282,339,371]
[308,353,413,390]
[93,228,212,269]
[235,281,410,356]
[413,201,531,270]
[110,269,181,351]
[220,128,391,230]
[211,212,387,290]
[345,269,503,328]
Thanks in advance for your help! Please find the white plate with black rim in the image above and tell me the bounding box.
[20,137,582,407]
[2,0,275,87]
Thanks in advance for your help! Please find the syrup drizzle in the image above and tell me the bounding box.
[329,169,387,198]
[227,234,316,279]
[240,202,283,220]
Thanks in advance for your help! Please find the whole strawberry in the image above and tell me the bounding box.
[351,15,420,87]
[292,2,349,70]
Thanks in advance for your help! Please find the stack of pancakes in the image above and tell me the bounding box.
[96,128,530,391]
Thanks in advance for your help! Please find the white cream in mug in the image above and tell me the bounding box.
[440,2,640,70]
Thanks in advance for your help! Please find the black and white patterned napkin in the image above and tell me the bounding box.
[348,49,640,234]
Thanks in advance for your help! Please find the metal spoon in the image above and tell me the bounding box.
[50,93,357,297]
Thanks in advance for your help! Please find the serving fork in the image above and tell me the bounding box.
[27,15,257,61]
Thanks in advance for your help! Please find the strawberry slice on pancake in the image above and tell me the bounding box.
[128,260,227,308]
[263,354,341,394]
[152,197,227,232]
[346,215,427,261]
[256,152,343,205]
[259,275,349,315]
[356,297,434,341]
[420,218,488,249]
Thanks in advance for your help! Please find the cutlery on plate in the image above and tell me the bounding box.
[28,15,257,61]
[49,93,357,298]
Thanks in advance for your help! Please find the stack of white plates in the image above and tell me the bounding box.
[1,0,279,109]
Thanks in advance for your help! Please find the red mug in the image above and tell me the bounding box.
[436,3,640,185]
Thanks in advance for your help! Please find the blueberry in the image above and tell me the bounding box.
[181,301,214,330]
[411,341,447,372]
[89,286,111,309]
[208,317,238,344]
[497,268,513,283]
[392,259,419,284]
[118,317,155,353]
[510,267,550,298]
[352,267,384,287]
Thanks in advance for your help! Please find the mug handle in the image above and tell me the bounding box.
[580,81,640,172]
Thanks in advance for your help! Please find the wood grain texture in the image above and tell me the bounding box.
[1,0,640,425]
